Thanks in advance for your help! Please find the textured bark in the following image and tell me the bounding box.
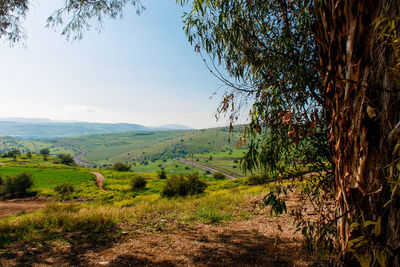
[315,0,400,263]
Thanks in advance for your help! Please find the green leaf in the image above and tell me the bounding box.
[376,249,387,267]
[375,217,382,237]
[364,220,377,227]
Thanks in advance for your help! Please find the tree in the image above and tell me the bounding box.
[40,148,50,156]
[179,0,400,264]
[157,169,167,179]
[58,154,75,165]
[0,0,144,44]
[4,172,34,196]
[112,162,131,171]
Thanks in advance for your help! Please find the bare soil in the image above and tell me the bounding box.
[0,197,47,219]
[92,171,106,190]
[0,192,328,266]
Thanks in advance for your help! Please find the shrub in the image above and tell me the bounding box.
[205,170,211,175]
[40,148,50,156]
[158,169,167,179]
[186,173,208,195]
[58,154,75,165]
[113,162,131,171]
[4,172,34,196]
[131,176,147,190]
[54,183,74,199]
[233,159,238,163]
[26,151,32,158]
[161,172,207,198]
[247,174,270,185]
[213,172,226,179]
[209,156,213,160]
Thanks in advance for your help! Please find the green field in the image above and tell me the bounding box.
[52,127,246,165]
[0,136,75,155]
[192,158,245,177]
[0,153,235,201]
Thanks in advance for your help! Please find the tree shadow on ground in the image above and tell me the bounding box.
[107,227,300,266]
[2,229,122,266]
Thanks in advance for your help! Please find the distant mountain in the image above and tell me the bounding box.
[0,118,192,139]
[149,124,193,131]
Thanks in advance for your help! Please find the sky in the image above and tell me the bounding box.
[0,0,243,129]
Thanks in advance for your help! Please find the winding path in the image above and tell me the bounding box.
[92,171,106,190]
[56,144,96,168]
[176,158,237,179]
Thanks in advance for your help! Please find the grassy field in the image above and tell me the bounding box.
[192,158,245,177]
[52,127,246,165]
[0,136,75,155]
[192,149,247,159]
[0,154,236,201]
[0,154,104,199]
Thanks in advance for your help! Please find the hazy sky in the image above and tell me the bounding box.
[0,0,242,129]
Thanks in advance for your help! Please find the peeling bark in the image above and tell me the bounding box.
[315,0,400,263]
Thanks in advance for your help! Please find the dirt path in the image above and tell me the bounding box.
[0,198,47,219]
[56,144,96,168]
[92,171,106,190]
[177,158,237,179]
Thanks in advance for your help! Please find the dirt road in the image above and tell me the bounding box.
[176,158,237,179]
[56,144,96,168]
[92,171,106,190]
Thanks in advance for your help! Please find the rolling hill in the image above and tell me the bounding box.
[0,118,191,139]
[52,126,246,164]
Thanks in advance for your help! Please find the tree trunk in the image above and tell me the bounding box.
[315,0,400,264]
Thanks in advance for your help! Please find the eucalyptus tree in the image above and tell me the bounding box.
[178,0,400,264]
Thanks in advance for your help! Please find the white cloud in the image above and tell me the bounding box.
[64,105,102,113]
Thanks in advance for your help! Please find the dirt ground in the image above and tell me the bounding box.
[0,197,47,219]
[0,193,329,266]
[92,171,106,190]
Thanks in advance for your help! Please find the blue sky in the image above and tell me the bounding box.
[0,0,242,129]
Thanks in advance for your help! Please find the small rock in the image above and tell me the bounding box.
[98,261,109,265]
[121,231,129,235]
[160,219,167,222]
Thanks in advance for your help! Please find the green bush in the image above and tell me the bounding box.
[4,172,34,196]
[247,174,270,185]
[131,176,147,190]
[213,172,226,179]
[161,172,207,198]
[158,169,167,179]
[54,183,74,199]
[113,162,131,171]
[58,154,75,165]
[40,148,50,156]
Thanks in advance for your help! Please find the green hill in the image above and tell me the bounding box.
[53,127,246,165]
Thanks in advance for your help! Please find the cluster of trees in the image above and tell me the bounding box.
[1,149,21,158]
[1,0,400,264]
